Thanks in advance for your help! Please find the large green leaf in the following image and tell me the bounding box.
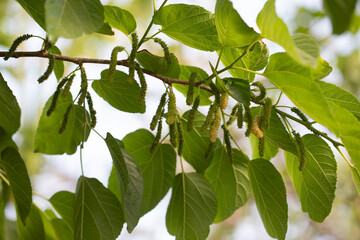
[16,0,46,29]
[34,93,90,155]
[51,218,73,240]
[351,166,360,195]
[153,4,221,51]
[215,0,260,47]
[49,191,74,231]
[324,0,357,34]
[223,78,250,106]
[136,50,180,78]
[0,127,17,154]
[166,173,217,240]
[318,81,360,120]
[105,133,143,232]
[264,52,360,169]
[249,159,288,240]
[73,177,124,240]
[0,73,21,136]
[104,5,136,35]
[181,111,212,173]
[219,41,269,81]
[122,129,176,216]
[174,65,212,106]
[92,70,145,113]
[45,0,104,38]
[286,134,337,222]
[205,145,250,222]
[257,0,319,67]
[17,205,45,240]
[1,148,32,225]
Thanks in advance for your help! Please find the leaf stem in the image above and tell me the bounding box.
[0,172,9,185]
[232,66,263,75]
[336,146,354,167]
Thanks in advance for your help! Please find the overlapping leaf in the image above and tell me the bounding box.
[205,146,250,222]
[16,0,46,29]
[215,0,260,47]
[73,177,124,240]
[104,5,136,35]
[17,205,45,240]
[0,73,21,136]
[223,78,250,106]
[166,173,217,240]
[153,4,221,51]
[34,93,90,155]
[122,129,176,215]
[249,159,288,240]
[1,148,32,225]
[0,127,17,153]
[286,134,337,222]
[49,191,74,231]
[92,70,145,113]
[45,0,104,38]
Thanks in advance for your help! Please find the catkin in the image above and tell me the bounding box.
[237,104,244,129]
[210,109,221,143]
[47,77,69,116]
[59,104,73,134]
[128,33,138,84]
[227,104,239,126]
[177,120,184,156]
[169,123,177,147]
[187,96,200,132]
[223,127,232,163]
[166,92,177,125]
[261,98,272,130]
[77,66,88,105]
[291,107,308,122]
[38,54,55,83]
[201,103,218,131]
[258,137,265,158]
[107,46,125,84]
[150,93,167,131]
[153,38,171,64]
[62,74,75,98]
[251,82,266,103]
[150,116,163,153]
[244,106,253,137]
[220,93,229,110]
[4,34,33,60]
[293,131,305,171]
[252,115,264,138]
[135,63,147,105]
[186,72,197,106]
[86,92,97,128]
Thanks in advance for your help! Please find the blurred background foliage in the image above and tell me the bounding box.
[0,0,360,239]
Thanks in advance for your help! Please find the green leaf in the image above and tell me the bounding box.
[205,145,250,222]
[286,134,337,222]
[92,70,145,113]
[219,41,269,81]
[45,0,104,38]
[136,50,180,78]
[223,78,250,106]
[104,5,136,35]
[249,159,288,240]
[318,81,360,120]
[312,58,332,80]
[153,4,221,51]
[250,134,278,160]
[324,0,357,34]
[0,73,21,136]
[16,0,46,29]
[96,23,114,36]
[34,93,90,155]
[73,177,124,240]
[351,166,360,196]
[166,173,217,240]
[173,65,212,106]
[215,0,260,47]
[181,111,211,173]
[0,182,10,240]
[105,133,143,232]
[51,218,73,240]
[122,129,176,216]
[1,148,32,225]
[0,127,17,154]
[49,191,74,231]
[257,0,319,67]
[49,46,64,80]
[264,52,360,170]
[17,205,45,240]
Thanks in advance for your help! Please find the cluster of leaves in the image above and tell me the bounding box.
[0,0,360,239]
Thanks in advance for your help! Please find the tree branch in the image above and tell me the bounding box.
[0,51,213,93]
